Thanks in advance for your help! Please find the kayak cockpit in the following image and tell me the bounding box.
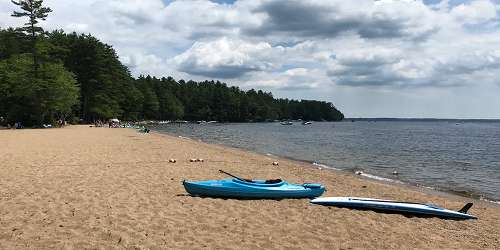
[233,178,285,187]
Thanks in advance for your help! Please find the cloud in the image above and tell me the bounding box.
[328,40,500,88]
[120,52,169,77]
[174,37,280,78]
[450,0,497,25]
[436,50,500,74]
[2,0,500,117]
[244,67,327,90]
[243,0,439,41]
[3,0,500,88]
[328,47,409,87]
[64,23,89,32]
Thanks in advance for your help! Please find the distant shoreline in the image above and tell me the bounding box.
[347,118,500,122]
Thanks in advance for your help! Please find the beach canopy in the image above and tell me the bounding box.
[110,118,120,123]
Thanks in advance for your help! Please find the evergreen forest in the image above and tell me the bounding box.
[0,0,344,127]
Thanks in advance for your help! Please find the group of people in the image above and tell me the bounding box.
[91,120,150,133]
[0,116,70,129]
[93,120,115,128]
[0,115,24,129]
[7,122,23,129]
[93,119,127,128]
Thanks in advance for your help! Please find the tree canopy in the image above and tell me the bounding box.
[1,0,78,126]
[0,0,344,127]
[11,0,52,38]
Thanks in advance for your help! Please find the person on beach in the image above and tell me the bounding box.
[14,122,23,129]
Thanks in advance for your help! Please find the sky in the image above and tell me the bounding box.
[1,0,500,118]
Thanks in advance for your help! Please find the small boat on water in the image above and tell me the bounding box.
[280,121,293,125]
[302,121,312,125]
[310,197,477,219]
[183,170,325,199]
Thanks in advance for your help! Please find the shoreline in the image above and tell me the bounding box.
[1,125,499,249]
[151,128,500,206]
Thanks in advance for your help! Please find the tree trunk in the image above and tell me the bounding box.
[30,10,38,77]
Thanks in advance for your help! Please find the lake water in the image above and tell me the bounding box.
[152,121,500,202]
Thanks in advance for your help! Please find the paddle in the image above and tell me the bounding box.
[218,170,253,182]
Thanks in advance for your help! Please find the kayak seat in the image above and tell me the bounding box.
[264,179,283,184]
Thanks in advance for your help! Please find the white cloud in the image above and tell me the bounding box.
[2,0,500,118]
[450,0,497,24]
[65,23,89,32]
[243,67,327,90]
[174,37,280,78]
[120,52,169,77]
[242,0,440,41]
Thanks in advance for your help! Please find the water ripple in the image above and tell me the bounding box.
[152,121,500,202]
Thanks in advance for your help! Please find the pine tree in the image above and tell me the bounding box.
[11,0,52,74]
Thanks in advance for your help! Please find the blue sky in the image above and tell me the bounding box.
[2,0,500,118]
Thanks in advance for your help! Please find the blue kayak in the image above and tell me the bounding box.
[183,178,325,199]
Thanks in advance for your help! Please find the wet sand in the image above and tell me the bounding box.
[1,125,499,249]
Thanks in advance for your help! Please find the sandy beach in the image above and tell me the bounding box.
[1,125,499,249]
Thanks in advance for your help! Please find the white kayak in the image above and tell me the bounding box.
[310,197,477,220]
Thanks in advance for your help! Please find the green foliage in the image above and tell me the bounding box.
[2,0,79,126]
[1,0,344,125]
[0,54,79,126]
[37,61,80,120]
[42,31,141,121]
[130,76,343,122]
[11,0,52,37]
[0,28,31,60]
[0,27,344,124]
[11,0,53,77]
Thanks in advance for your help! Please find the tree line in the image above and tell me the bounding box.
[0,0,344,127]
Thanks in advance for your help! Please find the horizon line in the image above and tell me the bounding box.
[345,117,500,120]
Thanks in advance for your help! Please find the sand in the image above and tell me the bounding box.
[0,125,499,249]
